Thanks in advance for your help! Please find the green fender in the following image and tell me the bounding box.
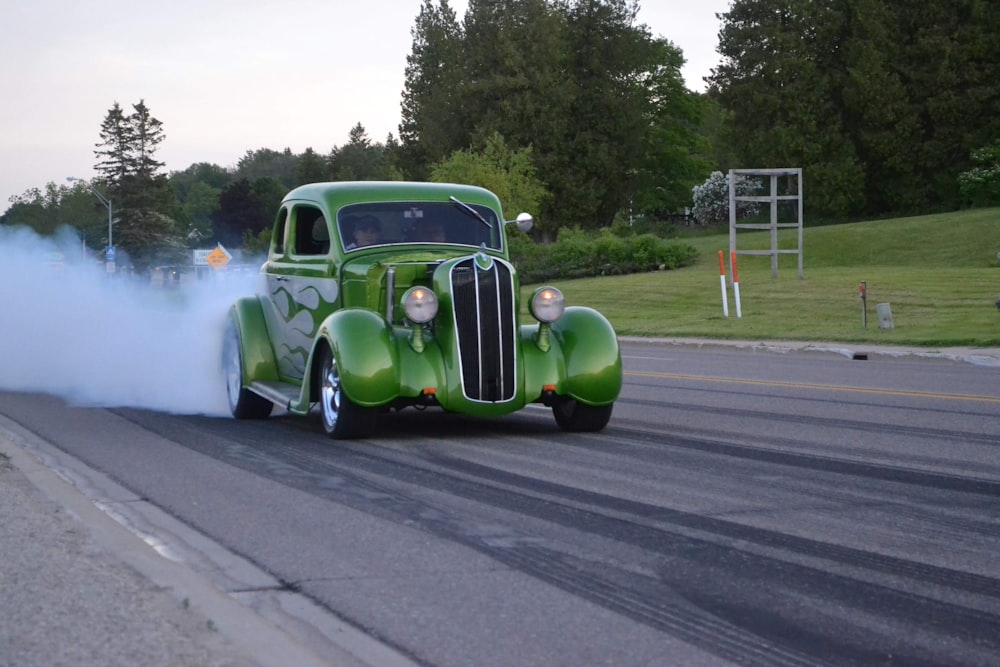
[549,306,622,405]
[230,298,279,384]
[520,325,563,402]
[317,308,400,407]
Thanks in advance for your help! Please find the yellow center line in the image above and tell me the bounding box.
[626,370,1000,404]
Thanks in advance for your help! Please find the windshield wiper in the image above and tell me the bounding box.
[449,196,493,228]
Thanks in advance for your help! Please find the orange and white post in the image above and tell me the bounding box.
[730,250,742,318]
[717,250,729,317]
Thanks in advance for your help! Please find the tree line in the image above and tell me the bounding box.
[709,0,1000,218]
[3,0,997,269]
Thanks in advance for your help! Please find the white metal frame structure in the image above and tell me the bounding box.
[728,168,803,280]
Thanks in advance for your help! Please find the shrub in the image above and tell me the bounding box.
[511,227,698,283]
[691,171,758,226]
[958,140,1000,207]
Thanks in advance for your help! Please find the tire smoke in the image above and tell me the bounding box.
[0,225,259,417]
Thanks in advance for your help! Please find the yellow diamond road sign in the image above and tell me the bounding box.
[205,245,232,270]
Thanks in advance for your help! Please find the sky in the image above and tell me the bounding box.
[0,0,730,207]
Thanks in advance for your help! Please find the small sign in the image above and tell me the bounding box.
[876,302,894,329]
[205,244,232,270]
[106,246,116,262]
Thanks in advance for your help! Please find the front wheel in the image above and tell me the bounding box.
[552,398,613,432]
[319,347,375,439]
[224,321,273,420]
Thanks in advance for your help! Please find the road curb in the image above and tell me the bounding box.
[618,336,1000,366]
[0,420,418,667]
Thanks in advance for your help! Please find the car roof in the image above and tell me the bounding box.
[282,181,502,212]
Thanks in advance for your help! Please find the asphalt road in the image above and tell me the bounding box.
[2,340,999,666]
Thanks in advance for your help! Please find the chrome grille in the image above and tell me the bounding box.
[450,257,516,402]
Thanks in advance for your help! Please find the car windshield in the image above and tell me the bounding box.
[338,201,501,252]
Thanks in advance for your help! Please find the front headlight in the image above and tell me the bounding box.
[402,286,438,323]
[530,286,565,323]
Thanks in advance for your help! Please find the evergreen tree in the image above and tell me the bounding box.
[330,123,392,180]
[295,148,330,185]
[94,102,132,185]
[130,100,166,178]
[710,0,1000,217]
[555,0,657,226]
[710,0,865,218]
[93,100,182,267]
[460,0,568,149]
[401,0,694,230]
[399,0,465,178]
[884,0,1000,211]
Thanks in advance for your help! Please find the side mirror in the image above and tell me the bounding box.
[506,212,533,232]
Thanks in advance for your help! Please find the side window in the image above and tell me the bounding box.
[271,208,288,256]
[294,206,330,256]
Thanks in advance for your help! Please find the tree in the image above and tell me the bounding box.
[250,177,286,224]
[430,132,549,235]
[295,148,329,185]
[709,0,1000,218]
[399,0,465,179]
[94,102,132,184]
[460,0,569,151]
[169,162,232,201]
[633,38,711,217]
[550,0,658,226]
[401,0,693,231]
[235,148,299,188]
[130,100,166,178]
[93,100,181,267]
[214,178,268,248]
[178,181,221,245]
[329,124,393,181]
[709,0,866,218]
[882,0,1000,212]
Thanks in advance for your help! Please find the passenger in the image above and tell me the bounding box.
[311,215,330,254]
[419,220,448,243]
[345,215,381,250]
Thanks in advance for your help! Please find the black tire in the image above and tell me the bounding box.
[318,347,375,439]
[223,322,273,420]
[552,398,613,432]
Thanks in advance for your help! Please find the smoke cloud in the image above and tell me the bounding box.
[0,225,260,417]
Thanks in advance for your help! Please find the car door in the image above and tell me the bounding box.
[259,203,340,381]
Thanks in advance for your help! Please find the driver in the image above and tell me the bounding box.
[345,215,381,249]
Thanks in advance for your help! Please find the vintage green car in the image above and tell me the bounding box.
[224,181,622,438]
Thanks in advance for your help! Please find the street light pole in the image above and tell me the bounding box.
[67,177,114,272]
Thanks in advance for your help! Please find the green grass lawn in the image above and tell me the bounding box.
[524,208,1000,347]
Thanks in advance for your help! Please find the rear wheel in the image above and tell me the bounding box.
[552,398,613,432]
[319,347,375,439]
[224,322,273,419]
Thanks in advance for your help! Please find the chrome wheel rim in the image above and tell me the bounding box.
[225,340,242,410]
[321,354,341,429]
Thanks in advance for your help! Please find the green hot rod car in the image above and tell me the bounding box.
[224,181,622,438]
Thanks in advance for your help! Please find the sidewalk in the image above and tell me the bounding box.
[0,440,249,666]
[0,430,343,667]
[0,417,417,667]
[2,339,997,667]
